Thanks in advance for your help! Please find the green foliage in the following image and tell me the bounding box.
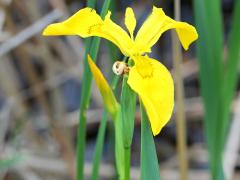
[121,75,137,148]
[140,103,161,180]
[114,109,125,179]
[194,0,240,179]
[90,110,108,180]
[89,60,137,179]
[121,75,137,180]
[90,66,122,180]
[76,0,111,179]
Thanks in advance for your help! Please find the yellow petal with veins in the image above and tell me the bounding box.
[128,55,174,135]
[87,55,119,118]
[125,7,136,39]
[43,8,102,36]
[43,8,134,56]
[135,6,198,53]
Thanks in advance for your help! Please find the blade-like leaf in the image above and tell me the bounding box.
[222,0,240,139]
[120,74,137,180]
[90,110,108,180]
[88,55,125,179]
[194,0,240,179]
[91,73,122,179]
[91,55,128,180]
[115,109,125,179]
[140,102,161,180]
[76,1,111,179]
[121,75,136,148]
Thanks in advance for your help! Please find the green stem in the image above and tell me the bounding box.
[76,1,111,179]
[124,147,131,180]
[76,37,100,180]
[114,108,125,180]
[120,58,136,180]
[91,56,127,180]
[90,110,108,180]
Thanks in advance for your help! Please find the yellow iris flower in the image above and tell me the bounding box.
[43,6,198,135]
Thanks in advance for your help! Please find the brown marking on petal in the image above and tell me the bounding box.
[135,57,154,78]
[87,23,103,34]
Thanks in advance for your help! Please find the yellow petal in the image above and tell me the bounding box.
[43,8,134,56]
[43,8,102,36]
[87,55,119,118]
[103,11,134,55]
[127,55,174,135]
[125,7,136,39]
[135,6,198,52]
[174,22,198,50]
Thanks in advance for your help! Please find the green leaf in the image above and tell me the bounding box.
[91,74,121,180]
[194,0,223,152]
[120,74,137,180]
[140,102,160,180]
[222,0,240,139]
[91,56,128,180]
[88,55,125,179]
[114,109,125,180]
[194,0,240,179]
[121,75,136,148]
[194,0,224,173]
[76,0,111,179]
[90,110,108,180]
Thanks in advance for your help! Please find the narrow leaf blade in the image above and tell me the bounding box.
[121,75,136,148]
[140,102,161,180]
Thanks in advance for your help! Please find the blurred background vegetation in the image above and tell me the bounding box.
[0,0,240,179]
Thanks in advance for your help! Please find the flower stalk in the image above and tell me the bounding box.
[91,56,127,180]
[121,71,137,180]
[76,1,111,179]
